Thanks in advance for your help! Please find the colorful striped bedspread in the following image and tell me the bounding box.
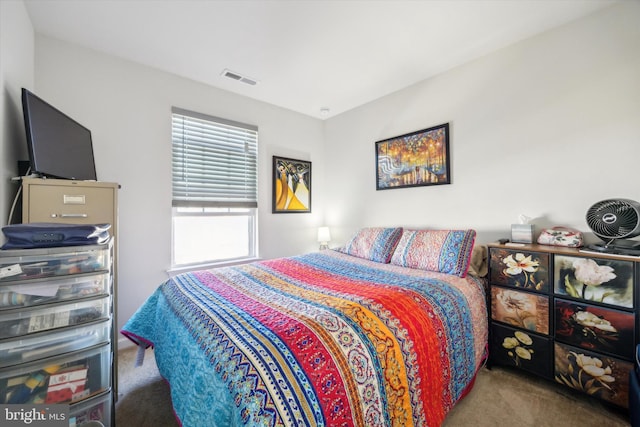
[121,249,487,427]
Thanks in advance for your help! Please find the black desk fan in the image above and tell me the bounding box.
[586,198,640,256]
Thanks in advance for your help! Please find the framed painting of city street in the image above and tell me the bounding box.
[375,123,450,190]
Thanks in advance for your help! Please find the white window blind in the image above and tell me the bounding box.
[172,107,258,208]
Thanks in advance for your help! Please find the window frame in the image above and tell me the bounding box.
[170,107,258,270]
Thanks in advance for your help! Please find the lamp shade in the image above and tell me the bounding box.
[317,226,331,243]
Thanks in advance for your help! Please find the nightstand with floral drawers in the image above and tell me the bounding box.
[488,243,639,409]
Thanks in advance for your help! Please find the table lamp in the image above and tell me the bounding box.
[317,226,331,250]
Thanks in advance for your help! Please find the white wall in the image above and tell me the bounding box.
[0,0,34,232]
[324,2,640,247]
[33,37,326,333]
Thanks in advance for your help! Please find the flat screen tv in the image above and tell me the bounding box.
[21,88,97,181]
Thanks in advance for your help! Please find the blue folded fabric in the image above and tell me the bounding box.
[1,222,111,249]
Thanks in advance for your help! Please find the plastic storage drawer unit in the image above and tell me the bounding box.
[0,244,111,282]
[0,319,111,367]
[69,389,112,427]
[0,240,115,426]
[0,343,111,405]
[0,296,110,339]
[0,272,110,309]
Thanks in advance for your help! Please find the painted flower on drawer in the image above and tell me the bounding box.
[558,307,618,350]
[496,290,535,329]
[574,310,616,332]
[574,259,616,286]
[554,342,632,407]
[556,351,615,395]
[502,331,534,367]
[502,253,544,290]
[491,287,549,334]
[555,299,634,359]
[572,258,616,298]
[554,255,634,308]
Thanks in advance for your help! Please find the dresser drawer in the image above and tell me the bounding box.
[0,343,111,405]
[0,319,111,368]
[489,248,550,294]
[0,296,110,339]
[0,244,110,283]
[553,254,634,309]
[0,272,110,310]
[491,323,552,379]
[25,184,115,228]
[69,389,112,427]
[491,286,550,334]
[554,342,633,408]
[554,298,635,360]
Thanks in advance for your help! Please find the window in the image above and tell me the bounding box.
[171,107,258,268]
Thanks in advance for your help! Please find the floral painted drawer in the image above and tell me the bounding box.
[554,342,632,408]
[489,248,550,293]
[553,255,634,309]
[554,298,635,360]
[491,323,552,379]
[491,286,549,335]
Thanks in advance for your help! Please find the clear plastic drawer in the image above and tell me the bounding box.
[0,242,111,283]
[0,319,111,368]
[69,390,112,427]
[0,296,110,340]
[0,272,110,310]
[0,343,111,405]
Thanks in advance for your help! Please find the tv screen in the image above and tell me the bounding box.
[21,88,97,181]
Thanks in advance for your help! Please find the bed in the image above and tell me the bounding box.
[121,227,488,427]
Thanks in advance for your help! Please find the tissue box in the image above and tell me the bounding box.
[511,224,534,243]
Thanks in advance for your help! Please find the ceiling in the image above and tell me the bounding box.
[24,0,617,119]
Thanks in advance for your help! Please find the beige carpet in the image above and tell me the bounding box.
[116,346,630,426]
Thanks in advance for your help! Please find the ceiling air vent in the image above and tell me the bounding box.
[221,69,258,86]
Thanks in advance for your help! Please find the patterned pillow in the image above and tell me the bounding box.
[343,227,403,263]
[390,229,477,277]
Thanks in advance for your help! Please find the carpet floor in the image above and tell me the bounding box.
[115,346,630,426]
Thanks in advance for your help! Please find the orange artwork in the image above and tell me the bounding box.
[273,156,311,213]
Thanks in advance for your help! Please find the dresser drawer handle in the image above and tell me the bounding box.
[51,213,89,218]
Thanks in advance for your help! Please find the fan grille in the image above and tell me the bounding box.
[586,199,640,240]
